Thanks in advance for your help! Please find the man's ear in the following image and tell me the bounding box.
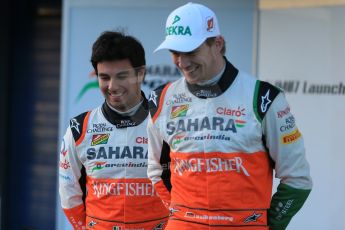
[215,36,224,52]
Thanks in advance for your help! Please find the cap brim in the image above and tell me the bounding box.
[154,36,206,53]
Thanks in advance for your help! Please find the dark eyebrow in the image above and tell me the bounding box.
[98,73,110,77]
[115,70,132,77]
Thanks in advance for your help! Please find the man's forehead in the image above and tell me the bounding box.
[115,68,133,74]
[97,65,144,77]
[98,67,133,75]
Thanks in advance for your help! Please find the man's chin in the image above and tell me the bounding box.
[185,78,199,85]
[107,101,125,110]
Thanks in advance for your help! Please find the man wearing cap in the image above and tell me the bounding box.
[147,2,312,230]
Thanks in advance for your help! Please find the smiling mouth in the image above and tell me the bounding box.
[185,66,198,75]
[109,91,124,97]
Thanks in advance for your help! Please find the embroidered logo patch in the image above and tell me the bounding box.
[171,104,189,118]
[91,134,109,146]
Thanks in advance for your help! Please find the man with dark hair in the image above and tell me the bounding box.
[147,3,312,230]
[59,31,168,230]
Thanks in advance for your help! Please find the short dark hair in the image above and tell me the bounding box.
[205,37,226,55]
[91,31,146,75]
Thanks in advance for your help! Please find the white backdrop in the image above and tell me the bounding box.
[57,0,258,229]
[259,6,345,230]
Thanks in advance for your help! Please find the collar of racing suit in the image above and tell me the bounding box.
[101,91,149,128]
[186,57,239,99]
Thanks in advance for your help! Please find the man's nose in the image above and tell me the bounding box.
[177,54,191,69]
[108,77,120,91]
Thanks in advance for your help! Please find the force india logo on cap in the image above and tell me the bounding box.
[207,17,214,31]
[166,15,192,36]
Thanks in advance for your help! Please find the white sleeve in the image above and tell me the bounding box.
[147,117,164,185]
[58,127,84,209]
[262,92,313,189]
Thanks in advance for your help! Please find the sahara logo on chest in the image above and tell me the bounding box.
[166,116,237,135]
[87,146,147,160]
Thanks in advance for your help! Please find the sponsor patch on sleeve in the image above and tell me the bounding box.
[281,128,301,144]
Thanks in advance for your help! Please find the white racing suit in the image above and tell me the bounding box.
[147,59,312,230]
[59,93,169,230]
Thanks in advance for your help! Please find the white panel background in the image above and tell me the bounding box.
[57,0,258,229]
[259,6,345,230]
